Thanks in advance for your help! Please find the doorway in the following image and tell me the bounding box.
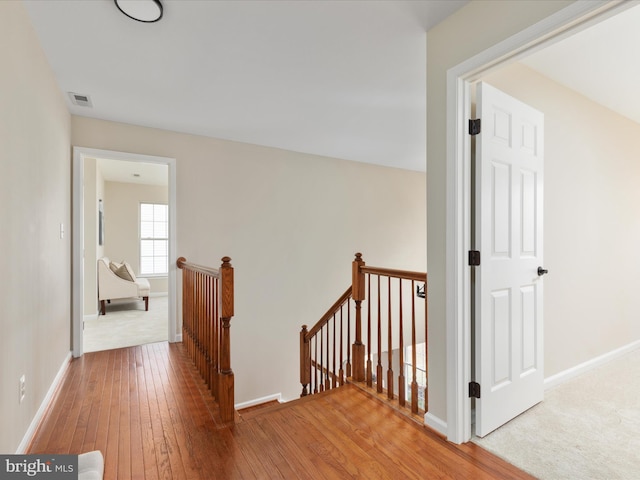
[445,1,636,444]
[72,147,178,357]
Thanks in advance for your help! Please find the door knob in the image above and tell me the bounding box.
[537,267,548,276]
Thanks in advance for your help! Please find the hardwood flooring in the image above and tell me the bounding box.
[29,342,533,479]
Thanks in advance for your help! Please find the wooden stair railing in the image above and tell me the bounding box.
[300,253,428,415]
[177,256,235,424]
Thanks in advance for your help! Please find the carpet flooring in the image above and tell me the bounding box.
[473,348,640,479]
[83,295,168,353]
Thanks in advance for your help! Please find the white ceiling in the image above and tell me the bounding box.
[23,0,469,173]
[97,158,168,186]
[521,3,640,126]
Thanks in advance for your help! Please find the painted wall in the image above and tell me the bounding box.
[0,2,71,453]
[483,62,640,376]
[71,116,426,404]
[426,0,573,423]
[103,181,169,294]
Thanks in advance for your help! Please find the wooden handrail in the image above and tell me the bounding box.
[177,256,235,424]
[305,287,352,339]
[360,266,426,282]
[300,253,428,416]
[177,256,220,277]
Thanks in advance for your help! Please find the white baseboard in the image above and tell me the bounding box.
[424,411,447,437]
[16,351,72,454]
[84,313,99,322]
[235,393,282,410]
[544,339,640,390]
[174,333,182,342]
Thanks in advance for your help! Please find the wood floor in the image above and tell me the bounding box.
[28,342,534,479]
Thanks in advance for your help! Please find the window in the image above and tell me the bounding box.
[140,203,168,275]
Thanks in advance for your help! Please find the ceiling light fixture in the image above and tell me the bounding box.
[114,0,163,23]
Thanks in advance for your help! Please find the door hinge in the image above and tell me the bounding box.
[469,119,481,136]
[468,250,480,266]
[469,381,481,399]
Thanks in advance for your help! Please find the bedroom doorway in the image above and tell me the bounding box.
[72,147,177,357]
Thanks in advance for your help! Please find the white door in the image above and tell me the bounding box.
[474,82,545,437]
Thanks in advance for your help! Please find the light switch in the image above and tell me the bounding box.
[60,223,64,239]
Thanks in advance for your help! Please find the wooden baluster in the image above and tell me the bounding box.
[218,257,234,424]
[366,274,372,388]
[424,278,429,412]
[184,267,189,356]
[188,269,193,357]
[346,299,351,378]
[198,272,203,381]
[325,323,330,389]
[179,259,186,353]
[203,272,207,383]
[332,314,337,389]
[319,327,324,392]
[201,273,206,387]
[189,271,194,366]
[300,325,310,396]
[195,272,199,376]
[398,279,405,407]
[313,335,318,394]
[196,271,201,377]
[339,306,344,386]
[207,277,218,392]
[411,280,419,414]
[217,276,222,398]
[212,276,219,401]
[189,270,193,356]
[352,253,365,382]
[387,276,394,400]
[376,275,383,394]
[201,272,206,381]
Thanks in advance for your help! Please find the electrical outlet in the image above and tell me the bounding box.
[19,375,25,404]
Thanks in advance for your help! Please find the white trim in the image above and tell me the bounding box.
[72,151,84,357]
[84,313,99,322]
[544,339,640,390]
[16,352,72,453]
[235,393,282,410]
[424,412,448,437]
[445,0,628,444]
[72,147,178,359]
[175,333,183,342]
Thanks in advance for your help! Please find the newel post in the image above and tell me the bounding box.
[219,256,235,424]
[300,325,310,397]
[352,253,365,382]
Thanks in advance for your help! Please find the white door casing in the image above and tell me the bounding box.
[474,82,545,437]
[72,147,178,357]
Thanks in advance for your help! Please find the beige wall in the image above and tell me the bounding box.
[0,2,71,453]
[483,62,640,376]
[104,181,169,294]
[72,116,426,403]
[426,0,573,421]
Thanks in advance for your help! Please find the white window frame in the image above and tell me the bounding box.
[140,202,168,276]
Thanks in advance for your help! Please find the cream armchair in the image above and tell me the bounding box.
[97,257,150,315]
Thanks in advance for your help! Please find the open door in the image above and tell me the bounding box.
[474,82,545,437]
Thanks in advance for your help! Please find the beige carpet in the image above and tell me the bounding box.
[84,295,168,353]
[473,348,640,479]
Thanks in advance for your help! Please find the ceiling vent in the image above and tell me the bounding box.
[68,92,93,108]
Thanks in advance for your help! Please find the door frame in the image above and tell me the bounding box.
[72,147,178,357]
[444,0,632,444]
